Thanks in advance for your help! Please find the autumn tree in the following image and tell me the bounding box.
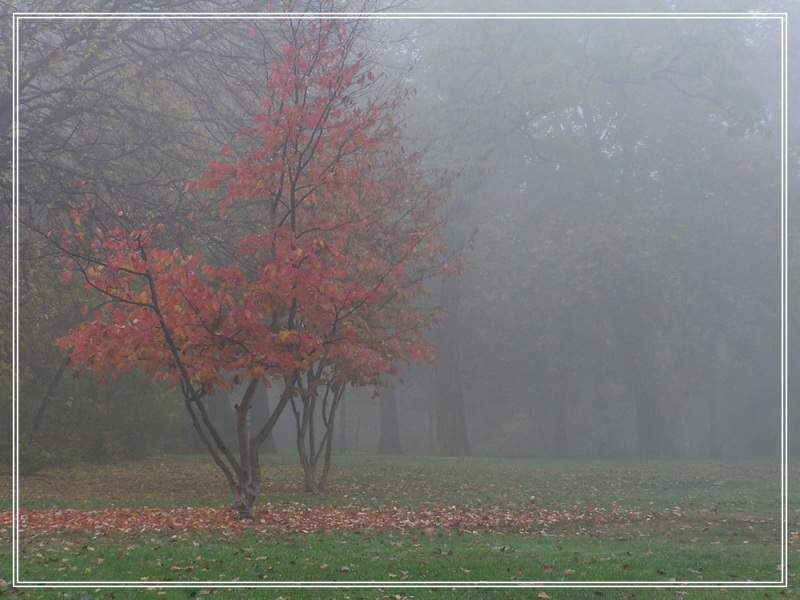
[52,13,452,515]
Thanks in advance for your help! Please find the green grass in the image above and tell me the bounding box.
[1,454,796,598]
[16,528,780,582]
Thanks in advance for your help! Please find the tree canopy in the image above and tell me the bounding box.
[51,12,453,513]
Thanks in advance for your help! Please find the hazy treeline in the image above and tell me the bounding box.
[2,0,795,470]
[403,2,789,460]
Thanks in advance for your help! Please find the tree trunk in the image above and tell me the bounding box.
[233,378,261,519]
[289,370,320,493]
[378,387,403,455]
[317,385,345,491]
[291,391,317,493]
[428,398,436,454]
[631,367,664,459]
[234,485,258,520]
[708,337,727,459]
[435,275,470,456]
[607,280,664,460]
[635,394,663,459]
[32,350,71,431]
[338,388,346,453]
[302,460,318,493]
[551,390,569,458]
[291,374,344,493]
[181,375,291,519]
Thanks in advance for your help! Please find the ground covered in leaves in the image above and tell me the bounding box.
[6,503,648,536]
[1,455,794,598]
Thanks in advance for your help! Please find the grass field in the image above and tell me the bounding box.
[1,454,795,598]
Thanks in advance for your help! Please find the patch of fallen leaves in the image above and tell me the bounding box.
[2,503,644,536]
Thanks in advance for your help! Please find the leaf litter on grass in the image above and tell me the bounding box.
[8,456,785,547]
[8,458,786,589]
[5,503,648,536]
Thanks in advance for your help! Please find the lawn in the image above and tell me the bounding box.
[1,454,795,599]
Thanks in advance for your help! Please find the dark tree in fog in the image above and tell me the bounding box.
[378,386,403,455]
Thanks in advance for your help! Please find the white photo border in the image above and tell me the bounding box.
[11,8,789,590]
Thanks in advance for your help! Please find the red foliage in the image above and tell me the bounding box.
[54,17,453,397]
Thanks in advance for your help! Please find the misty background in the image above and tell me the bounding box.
[4,0,794,469]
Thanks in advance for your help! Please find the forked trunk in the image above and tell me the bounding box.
[291,376,344,494]
[182,377,293,521]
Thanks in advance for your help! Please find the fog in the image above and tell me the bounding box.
[385,11,786,460]
[8,1,793,470]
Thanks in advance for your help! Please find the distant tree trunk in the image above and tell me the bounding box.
[627,339,664,459]
[355,408,361,453]
[435,275,470,456]
[551,389,569,458]
[378,387,403,454]
[608,281,665,460]
[338,389,347,454]
[428,397,436,454]
[634,388,664,459]
[31,350,71,432]
[636,328,668,459]
[707,337,726,459]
